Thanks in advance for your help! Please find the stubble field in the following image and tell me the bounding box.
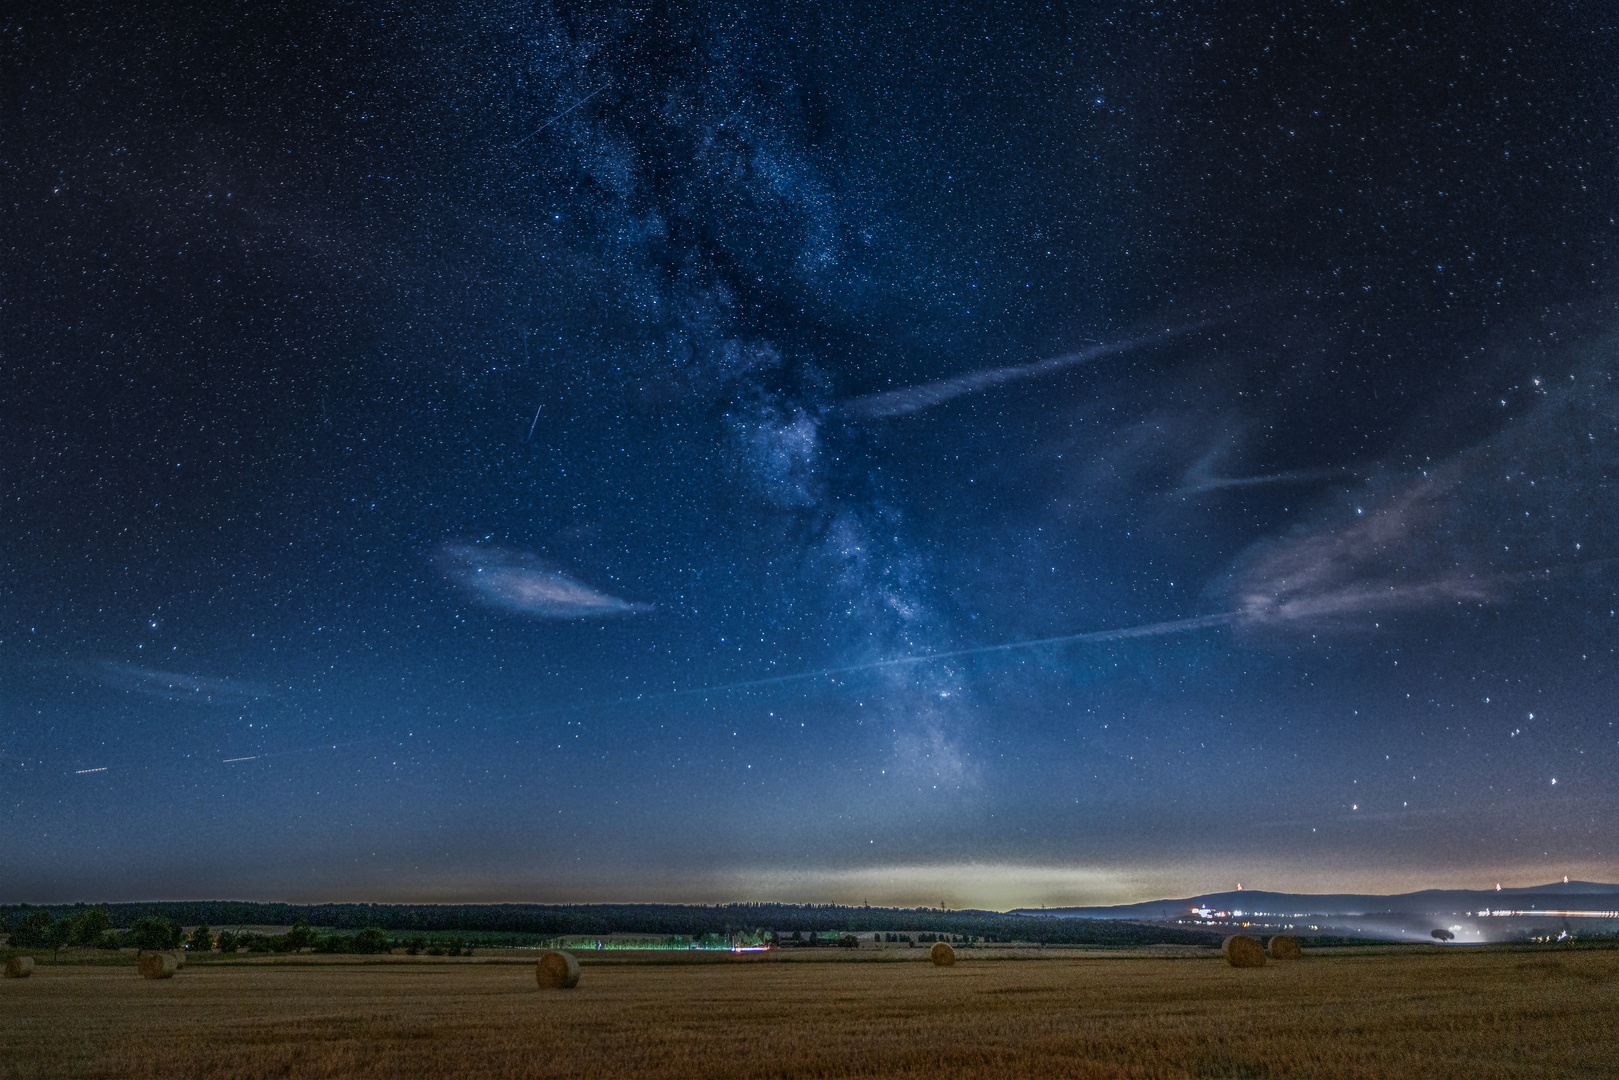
[2,947,1616,1079]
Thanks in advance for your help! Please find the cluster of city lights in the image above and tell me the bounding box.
[1474,909,1619,918]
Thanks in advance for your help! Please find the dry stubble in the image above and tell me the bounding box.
[0,949,1616,1079]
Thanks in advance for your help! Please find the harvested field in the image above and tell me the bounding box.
[1,947,1616,1079]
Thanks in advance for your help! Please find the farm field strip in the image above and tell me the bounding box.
[2,950,1616,1079]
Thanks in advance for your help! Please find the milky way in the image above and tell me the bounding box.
[4,2,1618,907]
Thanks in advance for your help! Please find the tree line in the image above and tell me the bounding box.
[2,909,399,957]
[3,901,1220,948]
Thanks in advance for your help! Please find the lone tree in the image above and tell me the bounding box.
[1431,928,1456,942]
[8,909,57,949]
[131,916,182,952]
[67,906,112,948]
[285,919,316,952]
[44,916,72,961]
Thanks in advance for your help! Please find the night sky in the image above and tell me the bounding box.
[6,2,1619,908]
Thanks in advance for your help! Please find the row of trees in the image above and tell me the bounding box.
[2,901,1221,948]
[2,911,403,956]
[211,927,465,955]
[184,922,396,955]
[7,906,113,951]
[5,908,185,955]
[402,936,473,956]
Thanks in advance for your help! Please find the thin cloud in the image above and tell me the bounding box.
[1179,468,1345,496]
[85,662,275,703]
[842,324,1206,420]
[1221,363,1619,629]
[1226,476,1498,626]
[439,543,653,619]
[1173,431,1355,498]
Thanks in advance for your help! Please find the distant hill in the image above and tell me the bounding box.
[1012,882,1619,943]
[1014,881,1619,921]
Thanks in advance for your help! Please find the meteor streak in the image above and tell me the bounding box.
[512,82,611,147]
[220,738,392,766]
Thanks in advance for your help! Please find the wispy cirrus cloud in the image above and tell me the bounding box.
[842,325,1204,420]
[1225,476,1496,626]
[439,543,653,619]
[1221,363,1619,629]
[85,662,275,703]
[1174,432,1354,498]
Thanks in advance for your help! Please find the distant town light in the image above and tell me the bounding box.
[1478,908,1619,918]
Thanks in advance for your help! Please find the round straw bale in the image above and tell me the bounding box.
[168,950,186,969]
[535,950,580,989]
[138,952,177,979]
[1221,934,1266,968]
[5,956,34,978]
[1266,935,1301,961]
[930,941,956,967]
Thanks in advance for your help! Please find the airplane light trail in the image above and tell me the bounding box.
[75,767,107,774]
[543,610,1245,715]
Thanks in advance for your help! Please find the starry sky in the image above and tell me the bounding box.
[5,1,1619,908]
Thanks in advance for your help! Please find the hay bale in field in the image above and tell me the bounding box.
[138,952,177,979]
[168,950,186,969]
[5,956,35,978]
[1266,935,1301,961]
[930,942,956,967]
[1221,935,1266,968]
[535,950,580,989]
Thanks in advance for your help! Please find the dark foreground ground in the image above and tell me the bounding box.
[2,946,1616,1079]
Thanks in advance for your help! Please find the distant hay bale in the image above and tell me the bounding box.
[138,952,177,979]
[168,950,186,969]
[1266,935,1301,961]
[1222,935,1266,968]
[4,956,34,978]
[930,942,956,967]
[535,950,580,989]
